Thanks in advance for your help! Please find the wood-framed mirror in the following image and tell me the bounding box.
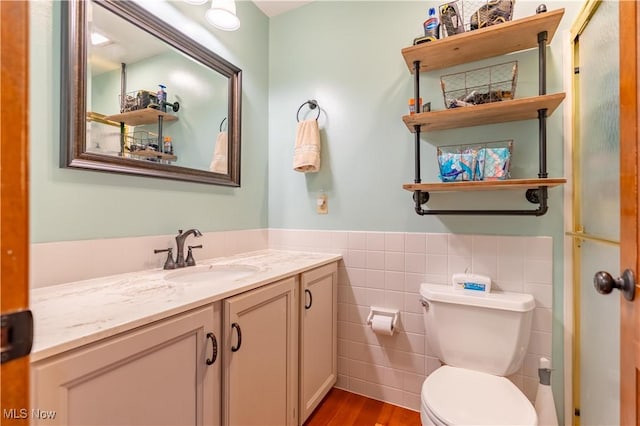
[61,0,242,186]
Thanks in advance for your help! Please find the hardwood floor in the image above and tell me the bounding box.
[304,388,422,426]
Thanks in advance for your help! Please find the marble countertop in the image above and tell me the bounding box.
[30,249,341,362]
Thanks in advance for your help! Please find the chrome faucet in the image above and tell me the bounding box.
[175,229,202,268]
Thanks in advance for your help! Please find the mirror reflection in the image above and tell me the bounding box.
[61,0,241,186]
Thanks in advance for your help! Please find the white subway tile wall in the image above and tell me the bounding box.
[269,229,553,411]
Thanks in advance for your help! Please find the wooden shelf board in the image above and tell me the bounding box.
[87,111,120,126]
[127,149,177,161]
[403,178,566,192]
[105,109,178,126]
[401,8,564,73]
[403,93,565,132]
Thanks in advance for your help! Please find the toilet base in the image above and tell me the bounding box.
[420,409,435,426]
[421,399,446,426]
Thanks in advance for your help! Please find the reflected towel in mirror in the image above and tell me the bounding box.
[209,131,228,174]
[293,119,321,173]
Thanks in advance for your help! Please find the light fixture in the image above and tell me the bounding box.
[90,31,111,46]
[183,0,208,4]
[205,0,240,31]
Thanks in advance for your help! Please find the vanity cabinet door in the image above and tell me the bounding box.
[222,277,298,426]
[299,262,338,424]
[31,304,221,426]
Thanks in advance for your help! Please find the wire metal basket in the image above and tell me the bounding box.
[124,130,158,153]
[119,90,159,113]
[440,61,517,109]
[439,0,515,37]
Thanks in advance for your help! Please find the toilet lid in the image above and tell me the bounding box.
[422,366,538,425]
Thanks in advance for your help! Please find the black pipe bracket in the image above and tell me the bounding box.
[412,186,549,216]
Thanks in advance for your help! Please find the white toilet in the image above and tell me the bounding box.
[419,283,538,426]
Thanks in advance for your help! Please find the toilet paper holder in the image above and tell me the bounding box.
[366,307,399,331]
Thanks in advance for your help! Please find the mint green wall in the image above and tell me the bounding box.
[268,1,581,420]
[29,0,269,243]
[268,1,579,234]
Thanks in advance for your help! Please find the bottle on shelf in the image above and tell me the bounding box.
[157,84,167,112]
[408,97,423,115]
[423,8,440,41]
[163,136,173,155]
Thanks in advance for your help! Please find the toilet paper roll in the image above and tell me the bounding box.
[371,315,394,336]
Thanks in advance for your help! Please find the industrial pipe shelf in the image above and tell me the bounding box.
[105,109,178,127]
[401,8,564,73]
[402,93,565,132]
[403,178,566,192]
[400,8,566,216]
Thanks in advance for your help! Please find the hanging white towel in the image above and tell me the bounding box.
[293,119,321,173]
[209,131,228,174]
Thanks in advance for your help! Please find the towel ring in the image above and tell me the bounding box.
[219,117,227,132]
[296,100,320,122]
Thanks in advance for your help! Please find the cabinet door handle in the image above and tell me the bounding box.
[231,322,242,352]
[304,289,313,310]
[206,332,217,365]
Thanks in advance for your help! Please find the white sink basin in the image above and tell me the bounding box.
[164,264,259,284]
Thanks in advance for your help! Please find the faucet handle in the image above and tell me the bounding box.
[154,248,176,270]
[186,245,203,267]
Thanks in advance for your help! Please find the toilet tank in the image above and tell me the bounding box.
[419,283,535,376]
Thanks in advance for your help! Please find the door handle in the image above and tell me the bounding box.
[231,322,242,352]
[593,269,636,301]
[205,332,217,365]
[304,289,313,310]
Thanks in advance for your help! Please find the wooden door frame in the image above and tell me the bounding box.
[0,1,31,423]
[618,1,639,425]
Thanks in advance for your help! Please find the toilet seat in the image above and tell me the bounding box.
[421,366,537,425]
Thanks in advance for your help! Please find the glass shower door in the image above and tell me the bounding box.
[573,1,620,424]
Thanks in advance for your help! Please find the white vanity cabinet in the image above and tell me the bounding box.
[298,262,337,424]
[220,262,338,426]
[222,276,299,426]
[31,304,222,426]
[30,252,342,426]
